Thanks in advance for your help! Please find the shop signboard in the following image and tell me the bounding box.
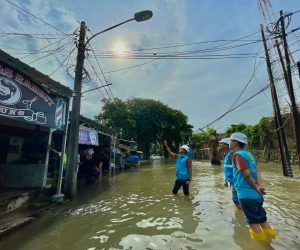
[79,126,99,146]
[0,62,67,130]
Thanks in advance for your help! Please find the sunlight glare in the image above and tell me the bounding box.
[113,42,126,56]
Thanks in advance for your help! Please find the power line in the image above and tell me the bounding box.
[104,59,158,74]
[27,41,73,64]
[8,39,74,57]
[86,27,116,99]
[92,31,261,54]
[85,58,111,101]
[0,32,69,36]
[49,46,76,76]
[255,74,271,103]
[91,41,263,59]
[103,54,262,75]
[232,84,295,114]
[101,54,260,76]
[83,29,300,76]
[87,44,115,100]
[197,84,270,131]
[20,37,71,59]
[89,31,279,59]
[0,32,67,40]
[227,59,263,111]
[196,50,268,131]
[90,54,262,60]
[232,100,269,113]
[287,9,300,16]
[5,0,68,35]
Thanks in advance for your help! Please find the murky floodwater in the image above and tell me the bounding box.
[1,160,300,250]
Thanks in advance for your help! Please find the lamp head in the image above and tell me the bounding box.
[134,10,153,22]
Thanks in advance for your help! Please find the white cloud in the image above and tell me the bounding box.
[0,0,299,132]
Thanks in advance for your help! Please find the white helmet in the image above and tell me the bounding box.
[180,145,189,153]
[219,138,230,145]
[229,132,248,145]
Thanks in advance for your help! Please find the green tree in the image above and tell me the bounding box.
[150,142,162,155]
[96,98,193,158]
[192,127,215,147]
[225,120,274,150]
[225,123,248,135]
[95,98,136,139]
[245,124,262,149]
[257,117,276,150]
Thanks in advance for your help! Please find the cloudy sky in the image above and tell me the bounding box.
[0,0,299,132]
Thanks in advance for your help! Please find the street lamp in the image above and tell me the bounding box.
[86,10,153,46]
[65,10,153,197]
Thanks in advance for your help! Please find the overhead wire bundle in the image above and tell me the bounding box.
[2,0,300,130]
[196,9,300,131]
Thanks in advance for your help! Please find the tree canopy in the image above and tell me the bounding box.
[192,127,216,147]
[95,98,193,158]
[191,117,277,150]
[224,119,275,149]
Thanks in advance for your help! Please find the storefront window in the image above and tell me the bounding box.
[0,130,48,164]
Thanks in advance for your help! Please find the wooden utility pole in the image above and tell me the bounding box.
[65,21,86,197]
[261,24,293,177]
[280,10,300,167]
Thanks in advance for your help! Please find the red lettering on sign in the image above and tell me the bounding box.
[4,68,13,78]
[15,74,25,84]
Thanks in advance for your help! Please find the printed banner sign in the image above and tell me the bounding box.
[0,62,67,130]
[79,126,99,146]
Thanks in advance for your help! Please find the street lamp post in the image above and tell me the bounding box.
[65,11,153,197]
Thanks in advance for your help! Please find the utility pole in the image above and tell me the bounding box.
[261,24,293,177]
[280,10,300,167]
[275,40,289,95]
[64,11,152,197]
[65,21,86,197]
[297,61,300,79]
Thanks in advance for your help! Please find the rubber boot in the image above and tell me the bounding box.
[249,228,266,241]
[262,227,276,237]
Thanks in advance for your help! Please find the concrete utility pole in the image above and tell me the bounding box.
[275,40,289,94]
[65,21,86,197]
[280,10,300,167]
[64,11,153,197]
[261,24,293,177]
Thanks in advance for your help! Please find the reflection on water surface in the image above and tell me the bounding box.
[2,160,300,250]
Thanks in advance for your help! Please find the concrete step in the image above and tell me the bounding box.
[0,189,55,238]
[0,193,30,214]
[0,217,35,237]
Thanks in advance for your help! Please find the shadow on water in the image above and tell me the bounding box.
[0,160,299,250]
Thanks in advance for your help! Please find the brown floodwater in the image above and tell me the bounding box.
[1,160,299,250]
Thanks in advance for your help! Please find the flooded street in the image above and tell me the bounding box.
[2,160,300,250]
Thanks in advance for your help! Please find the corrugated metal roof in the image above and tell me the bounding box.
[0,49,73,98]
[79,114,112,134]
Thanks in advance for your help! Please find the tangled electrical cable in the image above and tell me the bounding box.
[267,11,292,35]
[67,65,91,82]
